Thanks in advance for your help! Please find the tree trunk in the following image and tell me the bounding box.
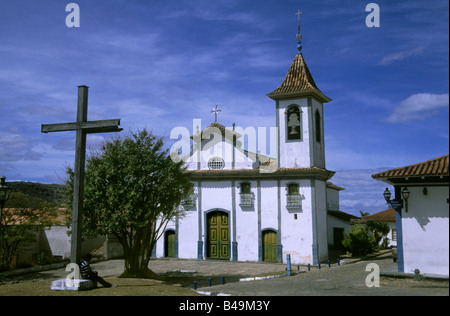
[117,235,160,279]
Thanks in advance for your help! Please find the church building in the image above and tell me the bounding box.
[155,25,340,265]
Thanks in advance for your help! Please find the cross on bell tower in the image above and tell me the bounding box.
[295,9,303,53]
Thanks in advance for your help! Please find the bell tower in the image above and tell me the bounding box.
[267,12,331,169]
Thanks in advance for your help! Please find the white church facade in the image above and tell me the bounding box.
[154,50,343,265]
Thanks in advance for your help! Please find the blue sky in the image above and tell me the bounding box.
[0,0,448,216]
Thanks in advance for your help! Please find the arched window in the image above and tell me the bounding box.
[286,105,302,141]
[315,110,321,143]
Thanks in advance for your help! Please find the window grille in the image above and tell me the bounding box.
[181,194,196,207]
[286,183,301,208]
[208,157,225,170]
[286,194,301,208]
[239,193,254,206]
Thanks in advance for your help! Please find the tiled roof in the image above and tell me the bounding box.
[3,208,68,225]
[372,154,449,180]
[357,208,396,223]
[327,210,359,222]
[267,53,331,103]
[326,181,345,191]
[191,122,242,140]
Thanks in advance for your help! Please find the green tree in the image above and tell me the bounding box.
[366,220,390,249]
[359,210,370,217]
[65,129,193,278]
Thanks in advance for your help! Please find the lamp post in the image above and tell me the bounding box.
[401,187,410,212]
[383,188,392,204]
[0,176,13,237]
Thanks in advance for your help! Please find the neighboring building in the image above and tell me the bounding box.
[327,209,358,250]
[4,208,104,268]
[326,182,357,249]
[154,43,344,265]
[372,154,449,276]
[355,208,397,247]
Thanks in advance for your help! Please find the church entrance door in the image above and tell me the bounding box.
[164,230,176,257]
[262,230,277,262]
[207,210,229,259]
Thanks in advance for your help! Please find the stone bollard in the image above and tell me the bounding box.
[413,269,422,281]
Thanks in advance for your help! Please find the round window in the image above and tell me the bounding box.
[208,157,225,170]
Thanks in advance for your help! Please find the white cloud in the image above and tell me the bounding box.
[0,132,42,162]
[379,46,425,65]
[385,93,449,123]
[331,168,394,216]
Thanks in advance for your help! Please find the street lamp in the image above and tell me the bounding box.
[383,188,392,203]
[0,176,13,234]
[402,187,410,212]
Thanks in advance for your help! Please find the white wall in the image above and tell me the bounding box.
[279,179,314,264]
[327,187,340,211]
[327,215,351,247]
[177,200,199,259]
[386,222,397,247]
[236,180,260,261]
[401,186,449,276]
[45,226,71,259]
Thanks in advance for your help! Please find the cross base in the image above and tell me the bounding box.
[50,279,97,291]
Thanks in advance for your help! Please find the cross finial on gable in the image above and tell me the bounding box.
[211,105,221,122]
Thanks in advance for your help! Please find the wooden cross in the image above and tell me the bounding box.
[41,85,122,264]
[211,105,221,122]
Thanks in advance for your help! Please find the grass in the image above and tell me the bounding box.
[0,276,205,296]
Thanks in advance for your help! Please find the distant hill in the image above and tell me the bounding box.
[6,182,67,207]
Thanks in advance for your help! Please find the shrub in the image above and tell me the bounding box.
[341,224,375,256]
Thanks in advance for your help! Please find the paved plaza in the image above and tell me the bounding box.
[2,251,448,296]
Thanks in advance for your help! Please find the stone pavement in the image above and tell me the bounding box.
[2,251,448,296]
[2,257,291,284]
[195,253,449,296]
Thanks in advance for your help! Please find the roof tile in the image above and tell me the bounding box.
[267,53,331,103]
[372,154,449,180]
